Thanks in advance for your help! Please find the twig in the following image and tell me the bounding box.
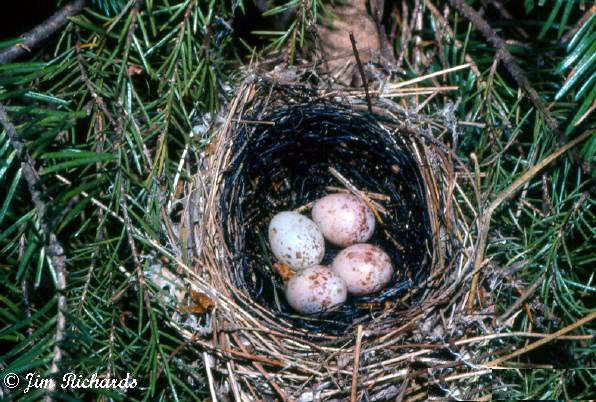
[441,368,492,383]
[0,104,68,400]
[394,371,410,402]
[366,330,594,371]
[203,352,218,401]
[448,0,561,134]
[231,333,288,401]
[105,0,138,32]
[107,1,155,317]
[221,330,242,402]
[486,311,596,367]
[424,0,480,77]
[155,334,199,380]
[74,32,110,313]
[541,174,554,215]
[349,32,373,113]
[108,278,120,374]
[496,272,546,326]
[351,325,363,402]
[389,63,470,89]
[0,0,86,64]
[75,29,116,127]
[294,200,314,213]
[55,174,124,223]
[328,167,386,222]
[20,239,33,337]
[325,186,391,201]
[466,152,483,312]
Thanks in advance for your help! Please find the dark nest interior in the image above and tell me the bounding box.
[221,102,434,334]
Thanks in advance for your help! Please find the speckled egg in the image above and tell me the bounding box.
[312,193,375,247]
[284,265,348,314]
[268,211,325,270]
[331,244,393,296]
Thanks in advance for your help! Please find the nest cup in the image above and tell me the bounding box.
[175,80,474,400]
[222,102,433,333]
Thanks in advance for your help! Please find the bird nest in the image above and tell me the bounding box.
[167,73,484,400]
[225,99,434,334]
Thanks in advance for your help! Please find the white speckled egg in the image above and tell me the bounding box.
[284,265,348,314]
[331,244,393,296]
[312,193,375,247]
[268,211,325,270]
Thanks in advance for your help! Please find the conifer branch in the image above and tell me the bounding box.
[448,0,560,134]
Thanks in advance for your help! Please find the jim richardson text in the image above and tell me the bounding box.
[24,372,137,393]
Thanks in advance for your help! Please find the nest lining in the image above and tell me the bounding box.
[170,78,479,400]
[221,101,434,334]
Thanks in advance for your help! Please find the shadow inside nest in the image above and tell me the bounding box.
[221,102,433,335]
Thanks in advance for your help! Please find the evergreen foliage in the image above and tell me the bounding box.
[0,0,594,400]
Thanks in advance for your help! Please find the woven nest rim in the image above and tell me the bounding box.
[168,74,481,400]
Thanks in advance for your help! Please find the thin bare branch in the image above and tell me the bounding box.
[0,0,86,64]
[349,32,373,113]
[0,103,68,400]
[486,311,596,367]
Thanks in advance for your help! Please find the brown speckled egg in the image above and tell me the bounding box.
[284,265,348,314]
[312,193,375,247]
[268,211,325,270]
[331,244,393,296]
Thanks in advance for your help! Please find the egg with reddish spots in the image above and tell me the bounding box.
[312,193,375,247]
[268,211,325,270]
[331,244,393,296]
[284,265,348,314]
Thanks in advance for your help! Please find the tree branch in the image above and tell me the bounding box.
[0,103,68,400]
[0,0,86,64]
[448,0,560,134]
